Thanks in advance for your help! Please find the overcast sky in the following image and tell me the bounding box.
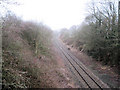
[8,0,92,30]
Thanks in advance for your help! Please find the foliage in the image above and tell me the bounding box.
[21,21,52,55]
[2,13,53,88]
[60,0,119,66]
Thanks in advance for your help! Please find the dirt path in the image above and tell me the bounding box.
[34,38,78,88]
[48,43,77,88]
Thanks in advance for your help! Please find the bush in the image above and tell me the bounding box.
[2,14,53,88]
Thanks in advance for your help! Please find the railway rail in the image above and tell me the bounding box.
[55,38,110,89]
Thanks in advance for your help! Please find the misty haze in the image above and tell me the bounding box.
[0,0,120,89]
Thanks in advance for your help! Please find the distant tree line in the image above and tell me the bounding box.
[60,0,119,66]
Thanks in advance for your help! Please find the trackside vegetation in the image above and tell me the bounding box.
[2,13,53,88]
[60,0,119,67]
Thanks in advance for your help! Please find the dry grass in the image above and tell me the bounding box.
[2,15,54,88]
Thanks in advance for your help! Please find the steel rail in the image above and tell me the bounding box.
[55,39,109,89]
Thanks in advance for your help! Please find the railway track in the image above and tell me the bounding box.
[55,38,110,89]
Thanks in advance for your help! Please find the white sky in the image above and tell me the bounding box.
[9,0,91,30]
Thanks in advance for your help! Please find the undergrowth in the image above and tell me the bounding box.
[2,14,53,88]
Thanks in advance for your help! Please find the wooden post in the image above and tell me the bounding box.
[118,1,120,45]
[118,0,120,69]
[118,1,120,31]
[118,1,120,48]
